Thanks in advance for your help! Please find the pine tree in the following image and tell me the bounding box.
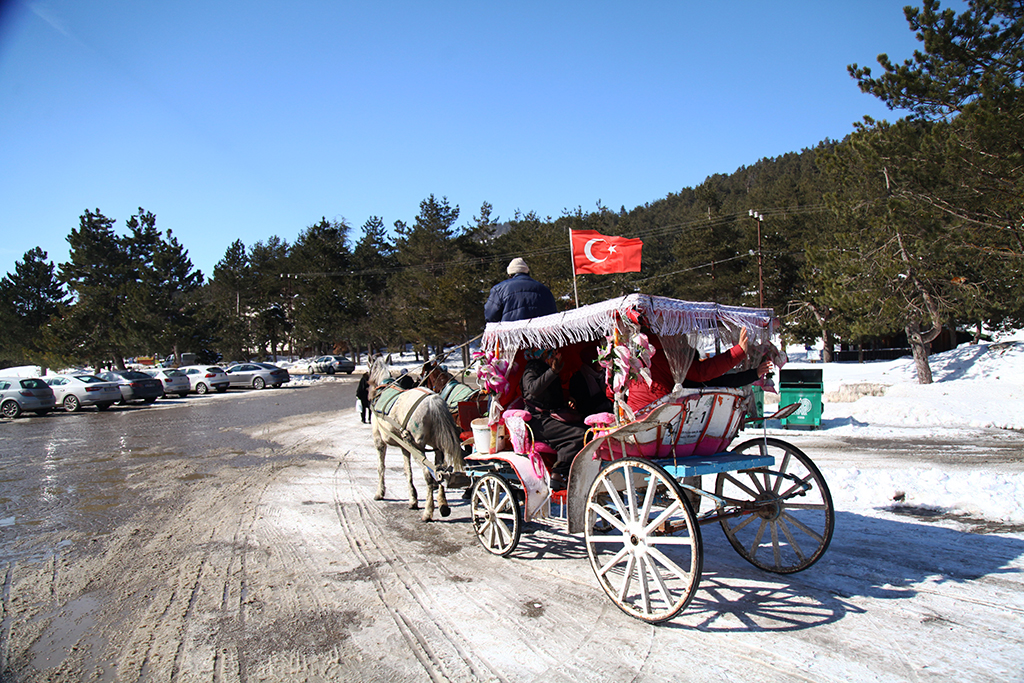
[56,209,133,369]
[0,248,67,364]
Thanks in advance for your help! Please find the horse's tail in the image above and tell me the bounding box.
[426,395,466,473]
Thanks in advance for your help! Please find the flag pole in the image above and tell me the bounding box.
[569,228,579,308]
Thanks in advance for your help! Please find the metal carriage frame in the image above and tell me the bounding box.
[465,294,835,623]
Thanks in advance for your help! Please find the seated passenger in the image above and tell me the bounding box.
[521,348,588,491]
[623,327,755,414]
[569,345,613,415]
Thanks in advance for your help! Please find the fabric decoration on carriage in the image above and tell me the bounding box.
[481,294,779,436]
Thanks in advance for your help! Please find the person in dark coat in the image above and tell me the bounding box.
[484,258,557,323]
[356,372,371,423]
[521,348,588,491]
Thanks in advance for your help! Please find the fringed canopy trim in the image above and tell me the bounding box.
[482,294,776,358]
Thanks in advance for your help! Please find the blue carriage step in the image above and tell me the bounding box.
[656,452,774,478]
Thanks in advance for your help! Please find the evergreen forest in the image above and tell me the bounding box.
[1,0,1021,383]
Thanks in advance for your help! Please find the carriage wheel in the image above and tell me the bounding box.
[716,437,834,574]
[470,474,521,557]
[584,458,703,623]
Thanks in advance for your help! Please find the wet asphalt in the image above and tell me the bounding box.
[0,379,356,558]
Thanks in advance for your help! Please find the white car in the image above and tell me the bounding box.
[43,374,123,412]
[179,365,230,394]
[144,368,191,398]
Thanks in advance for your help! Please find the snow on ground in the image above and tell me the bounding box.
[769,333,1024,527]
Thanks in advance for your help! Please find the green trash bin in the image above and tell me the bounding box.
[746,384,764,421]
[779,368,823,428]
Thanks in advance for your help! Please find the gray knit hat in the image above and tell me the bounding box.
[507,258,529,275]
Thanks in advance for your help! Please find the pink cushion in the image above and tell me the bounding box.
[533,442,557,455]
[502,409,531,422]
[585,412,615,427]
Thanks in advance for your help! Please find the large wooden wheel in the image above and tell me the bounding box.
[716,437,834,574]
[470,474,521,556]
[584,458,703,623]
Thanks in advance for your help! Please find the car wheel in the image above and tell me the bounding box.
[96,402,113,411]
[253,377,265,390]
[34,409,50,416]
[346,369,354,374]
[1,400,22,419]
[326,367,335,375]
[63,395,81,413]
[143,397,157,404]
[196,383,209,395]
[178,393,189,399]
[215,386,228,393]
[272,383,282,388]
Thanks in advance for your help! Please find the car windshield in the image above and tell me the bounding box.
[164,369,185,377]
[19,378,46,389]
[120,371,151,380]
[207,367,225,373]
[75,375,105,383]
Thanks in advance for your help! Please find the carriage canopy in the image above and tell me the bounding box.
[480,294,780,417]
[483,293,777,358]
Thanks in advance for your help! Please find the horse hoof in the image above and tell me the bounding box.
[373,492,384,501]
[409,503,419,510]
[440,505,451,518]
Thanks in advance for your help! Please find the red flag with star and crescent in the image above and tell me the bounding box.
[570,230,643,275]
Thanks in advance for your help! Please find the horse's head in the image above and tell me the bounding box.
[368,357,392,400]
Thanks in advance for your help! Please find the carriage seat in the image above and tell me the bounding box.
[502,409,558,471]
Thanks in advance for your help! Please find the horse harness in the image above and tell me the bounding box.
[371,384,444,478]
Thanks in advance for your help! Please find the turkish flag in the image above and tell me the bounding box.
[571,230,643,275]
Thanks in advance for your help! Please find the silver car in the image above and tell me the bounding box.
[311,355,356,375]
[44,374,123,412]
[179,365,230,394]
[144,368,191,398]
[0,377,56,418]
[98,370,164,404]
[224,362,291,390]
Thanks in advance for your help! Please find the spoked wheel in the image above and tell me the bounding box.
[63,395,81,413]
[716,437,834,574]
[585,458,703,623]
[253,377,265,390]
[470,474,521,557]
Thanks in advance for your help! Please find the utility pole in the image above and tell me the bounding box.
[749,210,765,308]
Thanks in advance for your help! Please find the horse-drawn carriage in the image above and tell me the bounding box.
[461,293,835,623]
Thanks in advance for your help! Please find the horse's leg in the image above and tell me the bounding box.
[421,467,436,522]
[402,449,418,510]
[437,483,451,518]
[372,426,386,501]
[432,450,451,518]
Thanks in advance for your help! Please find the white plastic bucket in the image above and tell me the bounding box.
[471,418,505,454]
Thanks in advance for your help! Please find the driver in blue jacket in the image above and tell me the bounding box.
[484,258,557,322]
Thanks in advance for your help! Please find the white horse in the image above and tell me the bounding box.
[368,358,468,521]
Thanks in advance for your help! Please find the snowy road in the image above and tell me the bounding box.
[2,386,1022,681]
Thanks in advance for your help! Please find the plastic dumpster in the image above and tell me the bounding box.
[779,368,823,428]
[746,385,764,422]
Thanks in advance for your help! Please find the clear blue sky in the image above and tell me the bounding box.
[0,1,936,280]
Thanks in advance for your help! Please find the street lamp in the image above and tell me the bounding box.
[749,210,764,308]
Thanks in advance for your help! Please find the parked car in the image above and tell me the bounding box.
[179,365,230,394]
[143,368,191,398]
[311,355,355,375]
[97,370,164,404]
[44,374,123,412]
[224,362,291,390]
[0,377,56,418]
